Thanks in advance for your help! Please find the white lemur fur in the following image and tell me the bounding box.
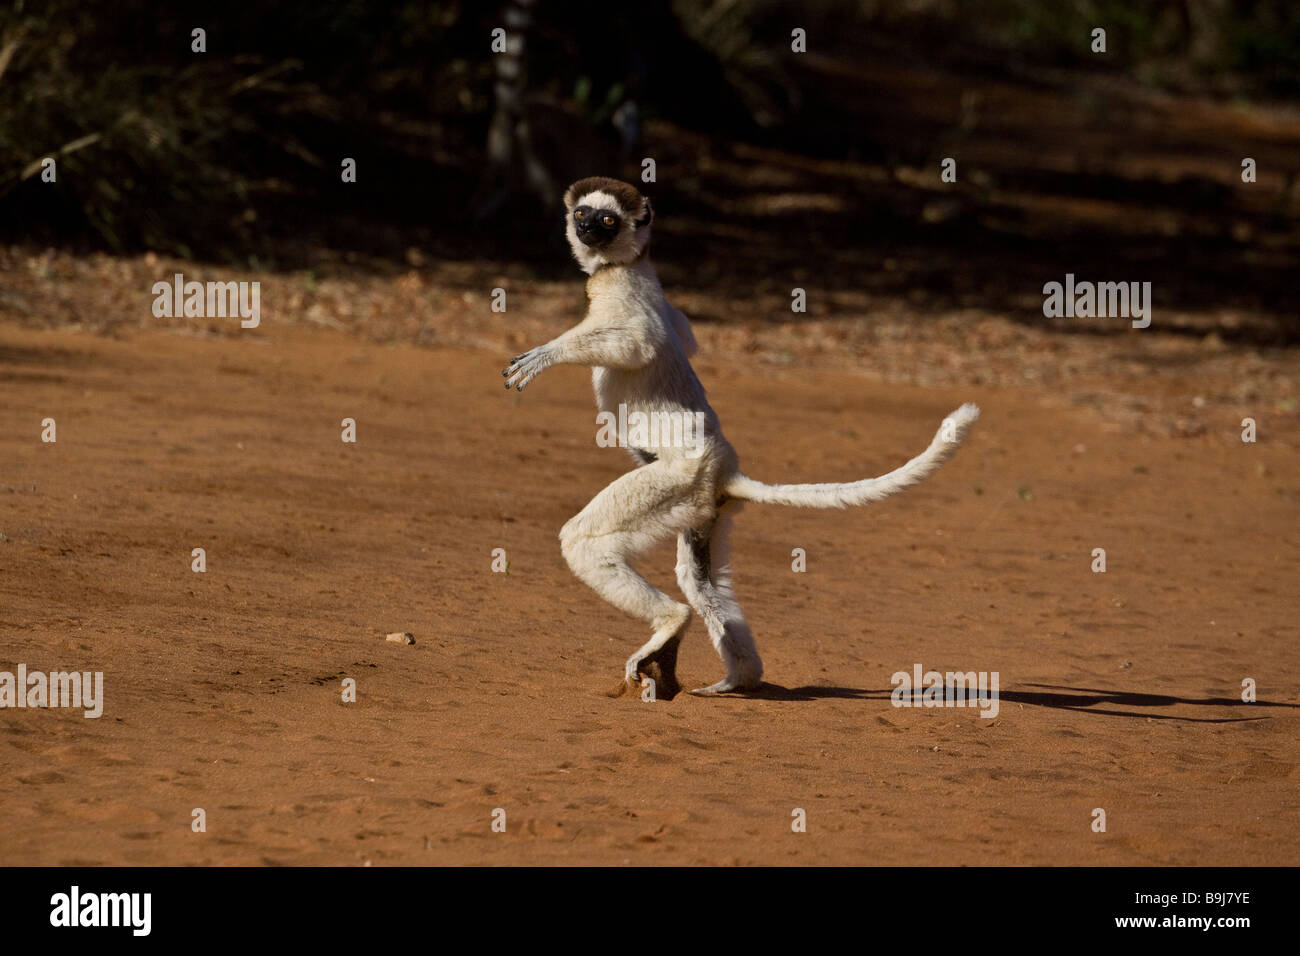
[503,176,979,697]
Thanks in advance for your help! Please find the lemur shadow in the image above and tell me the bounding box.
[739,682,1294,723]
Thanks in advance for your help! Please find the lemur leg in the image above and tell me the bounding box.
[559,462,710,698]
[676,498,763,695]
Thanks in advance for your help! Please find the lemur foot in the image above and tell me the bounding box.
[688,676,762,696]
[619,635,683,700]
[690,652,762,696]
[606,674,659,699]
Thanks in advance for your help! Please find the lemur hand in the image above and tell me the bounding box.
[502,346,550,392]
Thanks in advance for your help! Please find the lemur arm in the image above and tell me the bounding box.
[503,314,661,392]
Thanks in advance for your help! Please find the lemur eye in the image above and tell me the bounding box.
[574,210,585,219]
[603,216,615,227]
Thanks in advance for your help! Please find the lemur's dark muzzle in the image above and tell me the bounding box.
[574,206,617,247]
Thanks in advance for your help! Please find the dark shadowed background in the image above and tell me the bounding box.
[2,0,1297,340]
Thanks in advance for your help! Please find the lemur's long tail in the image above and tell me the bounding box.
[723,403,980,508]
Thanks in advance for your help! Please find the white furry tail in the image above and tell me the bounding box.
[724,403,980,508]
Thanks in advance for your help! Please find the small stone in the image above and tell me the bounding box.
[385,632,415,645]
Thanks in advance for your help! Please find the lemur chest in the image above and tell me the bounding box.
[592,365,647,413]
[590,349,695,405]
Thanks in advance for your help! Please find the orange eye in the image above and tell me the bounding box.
[603,216,615,227]
[574,210,585,219]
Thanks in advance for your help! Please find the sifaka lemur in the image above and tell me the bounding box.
[503,177,979,697]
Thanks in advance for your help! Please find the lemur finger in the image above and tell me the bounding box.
[504,352,532,376]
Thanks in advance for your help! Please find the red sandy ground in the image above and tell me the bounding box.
[1,302,1297,864]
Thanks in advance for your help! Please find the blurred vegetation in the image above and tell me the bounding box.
[0,1,488,260]
[0,0,1296,264]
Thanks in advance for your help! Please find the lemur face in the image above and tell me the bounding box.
[571,204,622,248]
[562,176,653,275]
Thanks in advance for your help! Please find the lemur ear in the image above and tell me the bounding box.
[635,197,653,228]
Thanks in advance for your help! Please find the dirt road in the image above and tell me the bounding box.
[1,320,1297,864]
